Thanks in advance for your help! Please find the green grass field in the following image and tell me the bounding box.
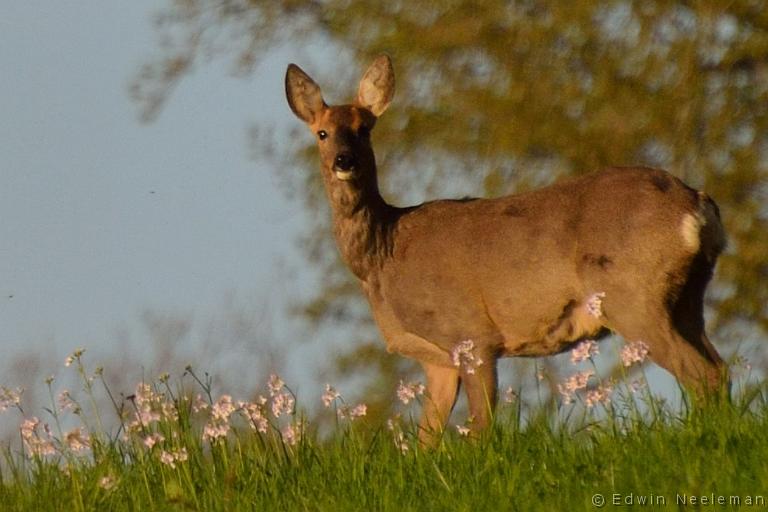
[1,350,766,511]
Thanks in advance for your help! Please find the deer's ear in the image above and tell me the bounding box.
[357,54,395,117]
[285,64,326,124]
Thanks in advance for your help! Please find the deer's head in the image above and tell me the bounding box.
[285,55,395,186]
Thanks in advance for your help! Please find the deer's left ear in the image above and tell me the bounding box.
[357,54,395,117]
[286,63,326,124]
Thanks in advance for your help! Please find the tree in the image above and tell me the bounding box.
[134,0,768,417]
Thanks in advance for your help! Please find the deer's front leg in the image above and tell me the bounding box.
[461,351,498,434]
[419,362,460,447]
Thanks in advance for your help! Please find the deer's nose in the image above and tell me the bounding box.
[334,153,356,171]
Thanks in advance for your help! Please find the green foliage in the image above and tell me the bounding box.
[134,0,768,418]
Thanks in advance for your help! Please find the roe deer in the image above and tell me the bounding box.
[285,55,727,443]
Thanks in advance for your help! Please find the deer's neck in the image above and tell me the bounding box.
[326,170,397,280]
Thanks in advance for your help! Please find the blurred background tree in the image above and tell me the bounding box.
[133,0,768,420]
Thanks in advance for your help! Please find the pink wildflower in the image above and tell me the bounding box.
[396,380,425,405]
[201,395,237,443]
[20,417,38,439]
[349,404,367,419]
[238,400,269,433]
[267,374,285,397]
[571,339,599,364]
[321,384,340,407]
[202,422,230,442]
[161,401,178,422]
[159,447,188,468]
[338,403,367,421]
[211,395,235,422]
[142,432,165,449]
[159,450,176,468]
[0,386,23,413]
[271,392,295,418]
[99,475,116,490]
[281,423,303,446]
[175,447,188,462]
[585,383,613,408]
[585,292,606,318]
[128,383,163,431]
[191,394,209,413]
[65,428,90,452]
[57,390,77,412]
[451,339,484,375]
[620,340,650,367]
[20,417,56,457]
[557,370,594,404]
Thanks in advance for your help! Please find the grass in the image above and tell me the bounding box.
[0,349,767,511]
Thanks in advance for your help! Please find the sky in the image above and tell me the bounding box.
[0,3,320,397]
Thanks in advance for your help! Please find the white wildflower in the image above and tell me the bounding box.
[456,425,471,436]
[64,348,85,367]
[503,386,518,404]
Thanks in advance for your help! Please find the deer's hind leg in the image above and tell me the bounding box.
[641,321,722,397]
[667,252,727,393]
[604,283,724,398]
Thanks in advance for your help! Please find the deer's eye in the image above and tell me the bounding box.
[358,125,370,138]
[317,130,328,140]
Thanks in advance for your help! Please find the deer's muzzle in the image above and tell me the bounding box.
[333,153,357,181]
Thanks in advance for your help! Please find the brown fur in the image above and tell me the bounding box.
[285,56,727,444]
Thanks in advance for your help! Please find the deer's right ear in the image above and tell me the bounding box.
[357,54,395,117]
[285,64,326,124]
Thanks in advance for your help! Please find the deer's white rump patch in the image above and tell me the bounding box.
[680,212,704,252]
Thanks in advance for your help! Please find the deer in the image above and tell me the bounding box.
[285,54,727,444]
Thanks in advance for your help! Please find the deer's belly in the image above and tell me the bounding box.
[498,295,608,357]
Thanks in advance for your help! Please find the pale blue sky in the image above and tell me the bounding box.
[0,3,318,390]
